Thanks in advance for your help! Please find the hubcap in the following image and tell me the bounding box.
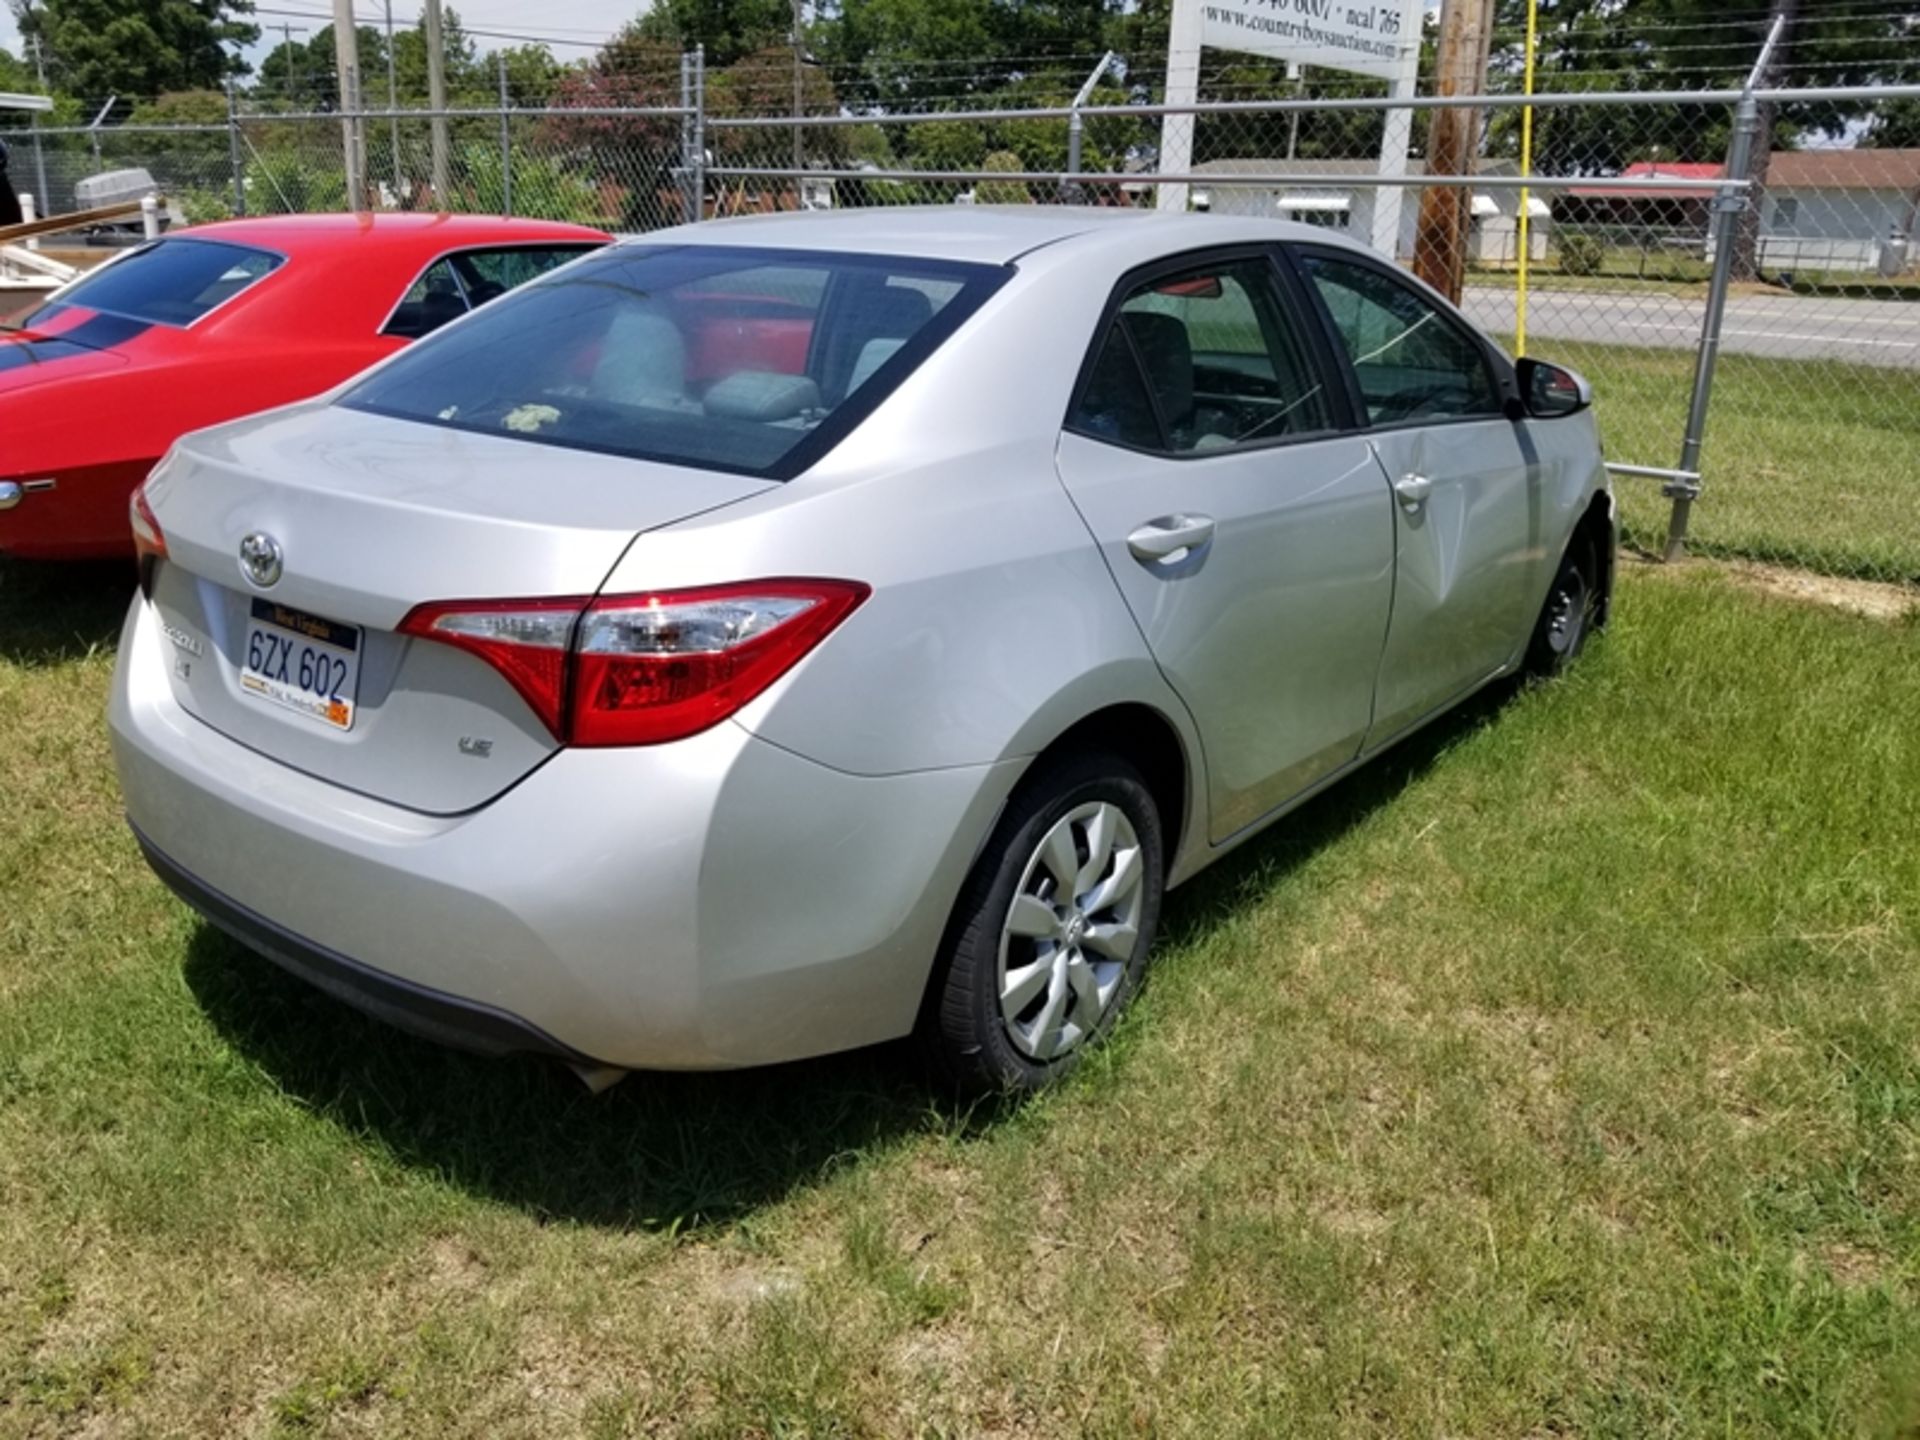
[1545,564,1592,657]
[997,800,1145,1061]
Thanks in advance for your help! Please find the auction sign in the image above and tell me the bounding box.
[1158,0,1424,256]
[1198,0,1414,82]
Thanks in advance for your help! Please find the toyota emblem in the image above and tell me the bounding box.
[239,531,284,589]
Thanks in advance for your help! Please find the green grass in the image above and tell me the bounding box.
[1511,338,1920,582]
[4,557,1920,1436]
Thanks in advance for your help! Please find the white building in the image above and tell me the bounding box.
[1757,149,1920,274]
[1187,157,1548,264]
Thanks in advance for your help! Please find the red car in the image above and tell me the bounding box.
[0,212,609,560]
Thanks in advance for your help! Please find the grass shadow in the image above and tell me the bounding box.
[1153,676,1523,949]
[0,557,135,666]
[181,675,1528,1234]
[182,923,1002,1232]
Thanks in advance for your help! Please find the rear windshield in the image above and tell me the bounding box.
[26,239,283,329]
[340,244,1008,480]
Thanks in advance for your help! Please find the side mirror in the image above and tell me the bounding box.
[1515,357,1592,419]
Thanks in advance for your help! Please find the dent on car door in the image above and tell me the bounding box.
[1294,249,1539,746]
[1054,251,1395,844]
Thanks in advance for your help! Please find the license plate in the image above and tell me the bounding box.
[240,598,361,732]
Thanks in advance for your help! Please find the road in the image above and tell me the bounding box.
[1459,286,1920,369]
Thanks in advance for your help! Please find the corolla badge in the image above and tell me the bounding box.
[238,531,284,589]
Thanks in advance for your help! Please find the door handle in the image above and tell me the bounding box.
[1126,513,1216,563]
[1392,472,1433,511]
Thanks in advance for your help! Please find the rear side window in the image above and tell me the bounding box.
[1299,253,1501,425]
[1068,256,1330,455]
[26,239,281,328]
[345,245,1006,480]
[384,244,601,339]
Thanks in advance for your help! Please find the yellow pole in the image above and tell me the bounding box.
[1515,0,1538,355]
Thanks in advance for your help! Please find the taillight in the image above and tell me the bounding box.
[397,579,869,748]
[396,597,585,739]
[130,482,167,594]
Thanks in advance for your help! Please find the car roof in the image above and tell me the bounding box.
[631,205,1369,266]
[174,211,610,258]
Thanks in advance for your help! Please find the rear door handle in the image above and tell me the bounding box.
[1392,472,1433,511]
[1126,513,1216,563]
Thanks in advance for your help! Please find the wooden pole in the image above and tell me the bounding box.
[424,0,451,207]
[331,0,366,210]
[1411,0,1494,302]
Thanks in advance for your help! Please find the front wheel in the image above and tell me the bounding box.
[922,751,1164,1096]
[1525,531,1602,677]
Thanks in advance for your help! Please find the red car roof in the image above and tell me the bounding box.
[179,211,610,260]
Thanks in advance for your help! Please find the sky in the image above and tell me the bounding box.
[1,0,649,76]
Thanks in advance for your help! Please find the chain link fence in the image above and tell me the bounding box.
[6,62,1917,588]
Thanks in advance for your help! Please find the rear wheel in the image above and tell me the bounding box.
[1525,532,1602,677]
[923,751,1164,1096]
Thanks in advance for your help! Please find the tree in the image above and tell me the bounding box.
[0,45,34,93]
[974,148,1028,202]
[541,29,683,228]
[626,0,791,69]
[11,0,257,102]
[248,10,499,111]
[497,44,560,107]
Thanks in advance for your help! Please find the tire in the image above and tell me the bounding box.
[922,750,1165,1097]
[1525,530,1602,678]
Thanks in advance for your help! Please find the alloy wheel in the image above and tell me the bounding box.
[996,800,1145,1061]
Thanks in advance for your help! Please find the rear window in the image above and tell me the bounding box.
[26,239,282,329]
[340,244,1007,480]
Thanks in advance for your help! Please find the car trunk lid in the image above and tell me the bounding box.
[142,403,775,813]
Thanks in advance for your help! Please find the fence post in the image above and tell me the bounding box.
[497,52,512,217]
[698,45,710,218]
[29,125,48,221]
[680,50,695,224]
[1665,17,1783,562]
[226,80,246,217]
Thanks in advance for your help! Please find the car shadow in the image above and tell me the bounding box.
[0,558,135,666]
[181,676,1524,1233]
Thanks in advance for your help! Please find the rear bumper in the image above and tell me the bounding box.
[110,593,1021,1069]
[134,824,598,1063]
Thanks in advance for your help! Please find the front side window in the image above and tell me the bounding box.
[25,239,281,329]
[345,244,1005,479]
[1068,256,1330,455]
[1299,253,1501,426]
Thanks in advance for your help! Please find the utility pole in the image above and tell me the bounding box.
[384,0,401,203]
[331,0,366,209]
[282,23,299,102]
[1731,0,1794,282]
[424,0,451,207]
[1412,0,1494,303]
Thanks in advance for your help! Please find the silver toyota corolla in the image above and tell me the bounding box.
[110,208,1613,1093]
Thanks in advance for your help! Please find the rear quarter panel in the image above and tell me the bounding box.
[595,253,1214,880]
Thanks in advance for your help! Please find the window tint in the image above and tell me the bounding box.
[1071,325,1163,450]
[1069,256,1329,455]
[385,258,469,339]
[25,239,280,328]
[1300,253,1501,425]
[344,244,1004,480]
[385,246,602,339]
[457,245,597,296]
